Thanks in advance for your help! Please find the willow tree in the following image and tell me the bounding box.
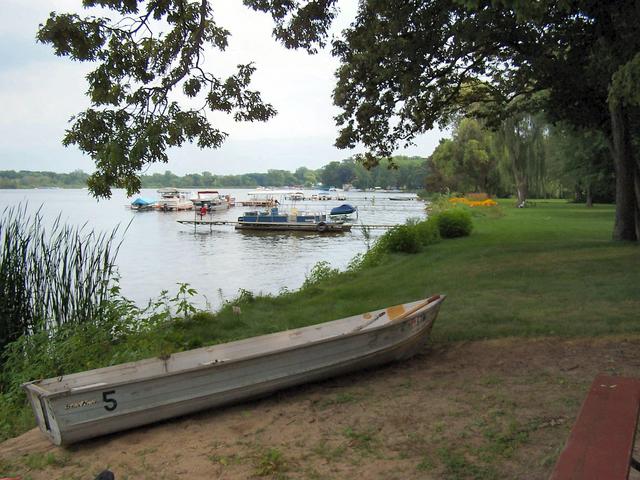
[497,114,546,205]
[427,118,498,194]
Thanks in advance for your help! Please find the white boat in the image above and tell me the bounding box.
[155,188,193,211]
[241,190,279,207]
[285,191,305,201]
[190,190,231,211]
[23,296,445,445]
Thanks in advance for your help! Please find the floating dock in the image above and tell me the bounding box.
[176,219,398,232]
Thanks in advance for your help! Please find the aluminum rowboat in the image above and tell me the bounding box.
[23,295,445,445]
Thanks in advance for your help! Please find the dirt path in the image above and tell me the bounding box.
[2,336,640,480]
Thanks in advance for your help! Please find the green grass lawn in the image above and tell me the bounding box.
[177,200,639,346]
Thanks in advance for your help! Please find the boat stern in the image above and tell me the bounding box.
[22,381,63,445]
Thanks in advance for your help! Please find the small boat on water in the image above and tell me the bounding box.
[241,190,279,207]
[155,188,193,211]
[236,207,351,232]
[330,204,358,221]
[330,204,357,216]
[285,191,305,201]
[23,295,445,445]
[130,197,156,211]
[190,190,233,211]
[389,196,417,201]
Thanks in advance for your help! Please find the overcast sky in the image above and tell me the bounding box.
[0,0,446,175]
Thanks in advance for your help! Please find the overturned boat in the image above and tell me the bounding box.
[23,295,445,445]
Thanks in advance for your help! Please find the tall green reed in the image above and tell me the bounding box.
[0,204,122,352]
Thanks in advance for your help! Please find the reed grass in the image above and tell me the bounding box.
[0,204,122,352]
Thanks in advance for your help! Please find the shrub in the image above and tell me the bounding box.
[302,261,340,289]
[435,209,473,238]
[381,224,422,254]
[415,217,441,246]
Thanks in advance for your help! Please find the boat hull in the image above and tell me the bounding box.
[155,201,193,211]
[24,298,443,445]
[193,202,229,211]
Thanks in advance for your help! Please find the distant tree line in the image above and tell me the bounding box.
[0,170,90,189]
[427,117,615,205]
[0,156,427,191]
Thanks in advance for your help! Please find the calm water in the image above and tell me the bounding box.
[0,189,426,309]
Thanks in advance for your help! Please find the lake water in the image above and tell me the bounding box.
[0,189,426,309]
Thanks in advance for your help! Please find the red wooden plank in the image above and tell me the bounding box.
[551,374,640,480]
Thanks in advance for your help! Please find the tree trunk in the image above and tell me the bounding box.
[585,184,593,208]
[609,102,638,241]
[515,172,528,206]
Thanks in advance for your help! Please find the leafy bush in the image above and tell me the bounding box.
[435,209,473,238]
[302,261,340,289]
[425,193,455,215]
[383,224,423,253]
[360,217,442,266]
[415,217,441,245]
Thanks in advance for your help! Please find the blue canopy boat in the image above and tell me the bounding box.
[237,207,351,232]
[130,197,156,211]
[330,204,357,216]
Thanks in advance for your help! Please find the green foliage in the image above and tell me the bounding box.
[361,217,442,263]
[38,1,277,198]
[435,209,474,238]
[381,224,423,254]
[545,124,614,204]
[0,170,89,189]
[302,261,340,289]
[496,112,547,204]
[172,283,198,320]
[0,155,427,190]
[414,217,442,245]
[0,204,122,352]
[427,118,499,195]
[609,52,640,108]
[327,0,639,238]
[255,448,287,477]
[318,156,426,190]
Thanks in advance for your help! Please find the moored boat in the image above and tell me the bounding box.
[241,190,279,207]
[389,195,418,201]
[330,204,357,216]
[130,197,156,211]
[23,295,445,445]
[285,191,305,201]
[190,190,232,211]
[155,188,193,211]
[236,207,351,232]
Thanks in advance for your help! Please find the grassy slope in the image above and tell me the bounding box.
[184,200,639,346]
